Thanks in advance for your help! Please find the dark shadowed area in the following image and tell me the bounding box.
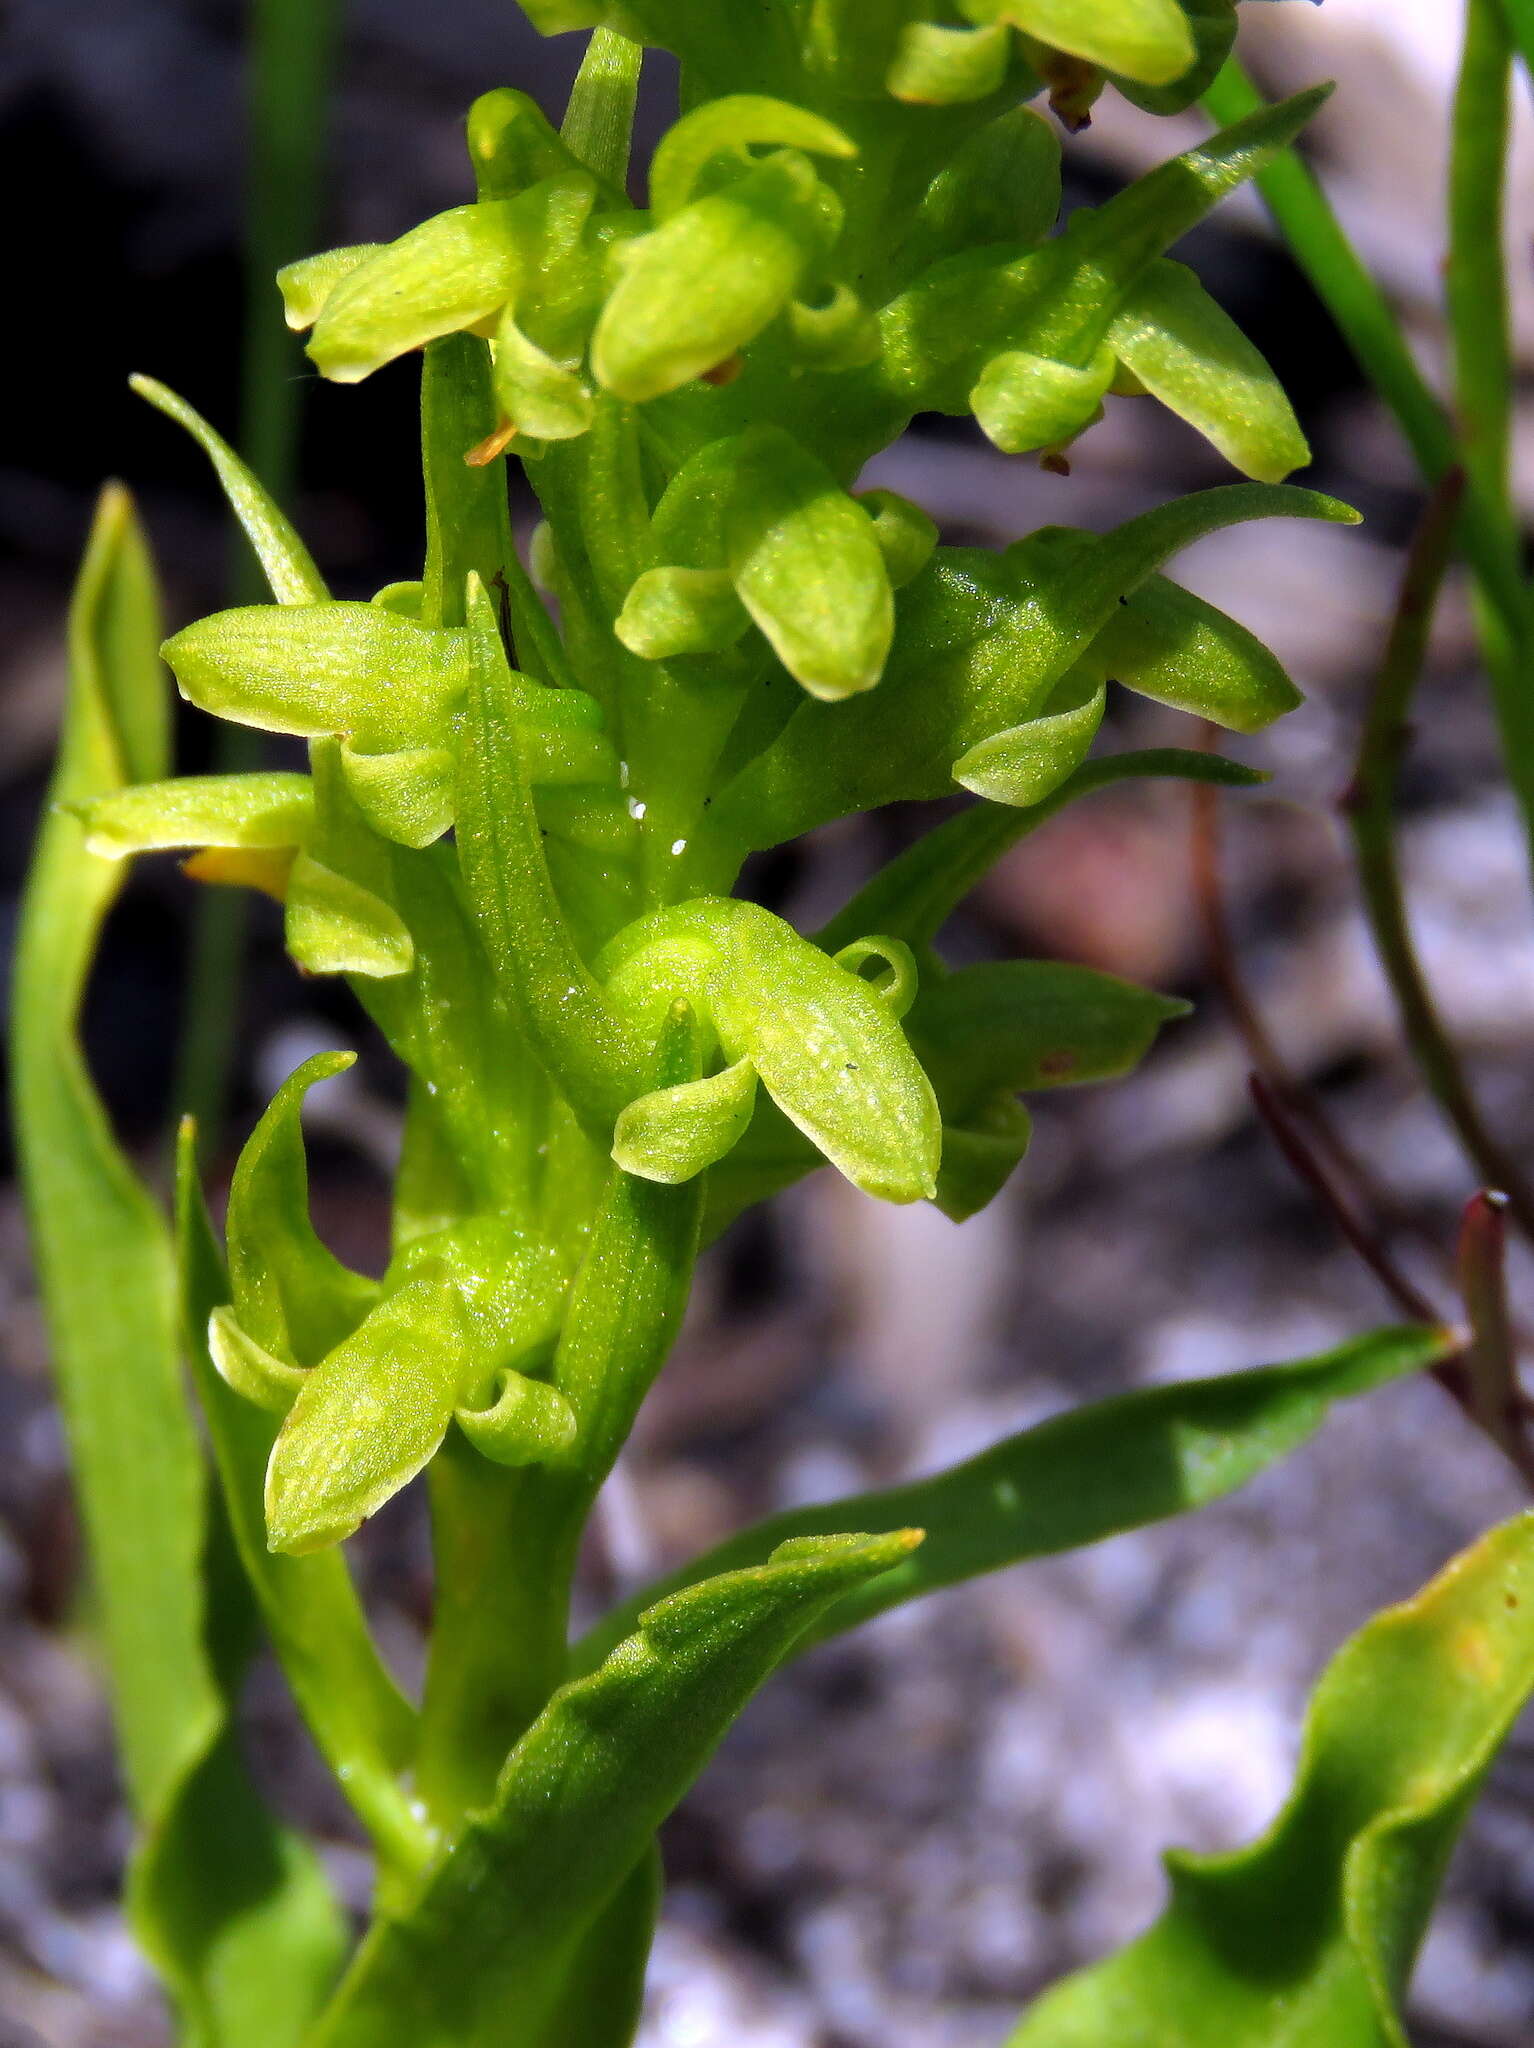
[3,3,1533,2043]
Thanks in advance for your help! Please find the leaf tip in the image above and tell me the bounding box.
[264,1453,360,1556]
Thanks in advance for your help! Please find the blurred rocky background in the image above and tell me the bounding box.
[3,1,1534,2042]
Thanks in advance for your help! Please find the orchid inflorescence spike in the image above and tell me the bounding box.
[88,0,1348,1561]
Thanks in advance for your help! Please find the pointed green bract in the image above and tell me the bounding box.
[560,26,643,190]
[909,953,1190,1214]
[1010,1510,1534,2047]
[225,1052,380,1366]
[525,1848,663,2048]
[310,1531,921,2047]
[815,748,1266,958]
[912,960,1190,1109]
[456,572,647,1126]
[130,376,329,604]
[574,1327,1453,1674]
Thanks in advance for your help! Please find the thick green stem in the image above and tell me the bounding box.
[415,1440,578,1830]
[415,1129,700,1831]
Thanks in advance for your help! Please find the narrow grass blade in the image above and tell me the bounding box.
[1202,59,1534,876]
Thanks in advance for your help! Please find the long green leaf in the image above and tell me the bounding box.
[11,487,343,2043]
[311,1531,919,2047]
[1009,1507,1534,2046]
[573,1325,1450,1676]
